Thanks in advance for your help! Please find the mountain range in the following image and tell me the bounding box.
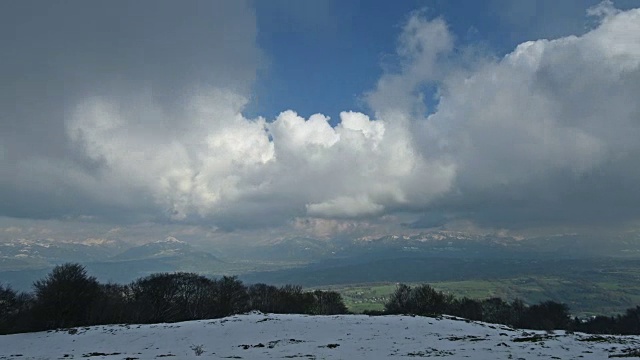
[3,230,640,294]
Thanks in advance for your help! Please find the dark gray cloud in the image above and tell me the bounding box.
[0,0,261,221]
[1,1,640,237]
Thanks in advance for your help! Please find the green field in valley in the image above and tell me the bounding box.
[322,274,640,317]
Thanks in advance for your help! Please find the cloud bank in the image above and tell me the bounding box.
[62,93,454,227]
[2,2,640,232]
[423,2,640,227]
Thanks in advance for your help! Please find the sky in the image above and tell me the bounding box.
[1,0,640,244]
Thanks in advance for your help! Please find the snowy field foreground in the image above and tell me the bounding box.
[2,312,640,359]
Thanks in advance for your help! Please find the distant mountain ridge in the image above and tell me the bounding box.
[0,237,225,290]
[3,230,639,274]
[111,236,204,261]
[220,236,338,261]
[0,238,124,270]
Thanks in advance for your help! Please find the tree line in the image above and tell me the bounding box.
[379,283,640,335]
[0,263,347,334]
[3,264,640,335]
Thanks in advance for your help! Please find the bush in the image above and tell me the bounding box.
[617,306,640,335]
[248,283,281,313]
[0,284,33,334]
[385,284,412,314]
[521,301,570,331]
[211,276,249,317]
[409,284,451,316]
[130,272,217,323]
[449,297,483,321]
[481,298,516,325]
[89,283,131,325]
[310,290,348,315]
[384,284,451,316]
[0,284,19,332]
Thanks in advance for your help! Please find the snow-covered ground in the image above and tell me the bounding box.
[2,312,639,359]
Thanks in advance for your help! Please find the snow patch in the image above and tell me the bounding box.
[1,313,639,359]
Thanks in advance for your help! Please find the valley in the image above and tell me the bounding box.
[3,231,640,317]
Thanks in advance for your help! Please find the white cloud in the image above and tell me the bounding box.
[586,0,621,19]
[3,2,640,233]
[63,88,454,225]
[422,4,640,226]
[366,14,454,117]
[306,195,384,218]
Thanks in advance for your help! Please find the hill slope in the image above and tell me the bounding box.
[1,313,639,359]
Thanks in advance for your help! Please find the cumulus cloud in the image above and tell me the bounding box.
[2,1,640,234]
[61,89,454,226]
[422,2,640,227]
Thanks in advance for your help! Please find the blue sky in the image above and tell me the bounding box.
[1,1,640,244]
[248,0,639,121]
